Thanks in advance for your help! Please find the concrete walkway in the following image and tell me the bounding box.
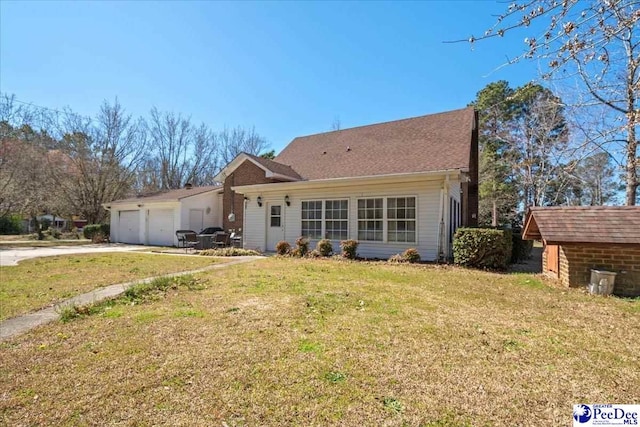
[0,243,146,266]
[0,256,264,341]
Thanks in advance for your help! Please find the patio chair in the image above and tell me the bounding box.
[230,232,242,248]
[213,232,230,248]
[176,230,198,252]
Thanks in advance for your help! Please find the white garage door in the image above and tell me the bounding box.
[148,209,175,246]
[117,210,140,244]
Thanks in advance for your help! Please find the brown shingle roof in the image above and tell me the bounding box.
[110,185,222,205]
[274,107,476,180]
[522,206,640,244]
[244,153,303,180]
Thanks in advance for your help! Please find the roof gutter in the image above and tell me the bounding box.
[232,168,462,193]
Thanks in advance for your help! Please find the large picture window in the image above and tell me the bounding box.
[357,198,383,241]
[357,196,417,243]
[301,199,349,240]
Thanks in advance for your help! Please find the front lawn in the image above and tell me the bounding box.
[1,258,638,426]
[0,253,224,320]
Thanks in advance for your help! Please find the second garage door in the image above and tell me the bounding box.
[148,209,175,246]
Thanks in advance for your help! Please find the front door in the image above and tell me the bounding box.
[266,203,284,252]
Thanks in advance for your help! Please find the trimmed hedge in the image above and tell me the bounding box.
[83,224,110,240]
[453,228,512,270]
[340,240,359,260]
[316,239,333,257]
[0,215,23,235]
[275,241,291,256]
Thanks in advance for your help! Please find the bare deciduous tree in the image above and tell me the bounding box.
[51,99,147,223]
[452,0,639,205]
[144,108,219,190]
[218,125,269,165]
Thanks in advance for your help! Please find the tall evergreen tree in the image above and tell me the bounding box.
[470,81,520,226]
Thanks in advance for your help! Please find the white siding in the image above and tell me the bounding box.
[240,176,455,260]
[179,191,221,232]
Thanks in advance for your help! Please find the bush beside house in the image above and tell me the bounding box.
[83,224,111,242]
[453,228,512,270]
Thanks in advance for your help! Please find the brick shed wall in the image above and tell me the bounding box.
[557,243,640,297]
[223,160,279,232]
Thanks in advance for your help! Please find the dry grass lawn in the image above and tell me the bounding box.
[0,253,223,320]
[1,258,638,426]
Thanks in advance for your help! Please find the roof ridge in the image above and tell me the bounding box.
[289,106,475,140]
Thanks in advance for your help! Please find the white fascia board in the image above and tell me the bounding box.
[104,200,181,210]
[214,153,299,182]
[232,169,461,194]
[177,188,223,200]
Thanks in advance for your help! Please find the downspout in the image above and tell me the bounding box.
[242,197,247,249]
[437,174,450,262]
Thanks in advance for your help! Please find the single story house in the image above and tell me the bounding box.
[217,107,479,260]
[22,214,70,233]
[105,185,222,246]
[522,206,640,297]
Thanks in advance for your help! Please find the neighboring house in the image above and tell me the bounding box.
[23,214,69,233]
[217,107,479,260]
[522,206,640,297]
[105,185,222,246]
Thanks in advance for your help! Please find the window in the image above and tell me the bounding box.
[301,201,322,238]
[325,200,348,240]
[301,199,348,239]
[357,196,418,243]
[358,198,383,241]
[387,197,416,242]
[270,205,281,227]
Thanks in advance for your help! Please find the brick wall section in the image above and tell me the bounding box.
[556,243,640,297]
[222,160,279,232]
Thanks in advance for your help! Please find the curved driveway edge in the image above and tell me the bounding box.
[0,244,146,266]
[0,256,265,341]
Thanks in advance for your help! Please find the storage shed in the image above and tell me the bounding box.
[522,206,640,297]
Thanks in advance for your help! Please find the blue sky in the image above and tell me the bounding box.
[1,1,541,153]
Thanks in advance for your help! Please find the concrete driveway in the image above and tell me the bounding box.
[0,244,146,266]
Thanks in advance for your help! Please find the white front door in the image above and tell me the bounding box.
[266,203,284,252]
[189,209,204,233]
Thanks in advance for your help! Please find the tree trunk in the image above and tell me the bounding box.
[492,200,498,227]
[625,116,637,205]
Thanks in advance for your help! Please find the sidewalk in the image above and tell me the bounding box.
[0,256,264,341]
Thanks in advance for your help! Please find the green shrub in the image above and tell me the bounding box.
[402,248,421,263]
[340,239,359,260]
[295,237,309,257]
[83,224,110,240]
[275,240,291,256]
[388,248,421,264]
[316,239,333,257]
[0,215,23,235]
[453,228,512,270]
[199,248,261,257]
[307,249,322,258]
[46,228,62,239]
[511,229,533,263]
